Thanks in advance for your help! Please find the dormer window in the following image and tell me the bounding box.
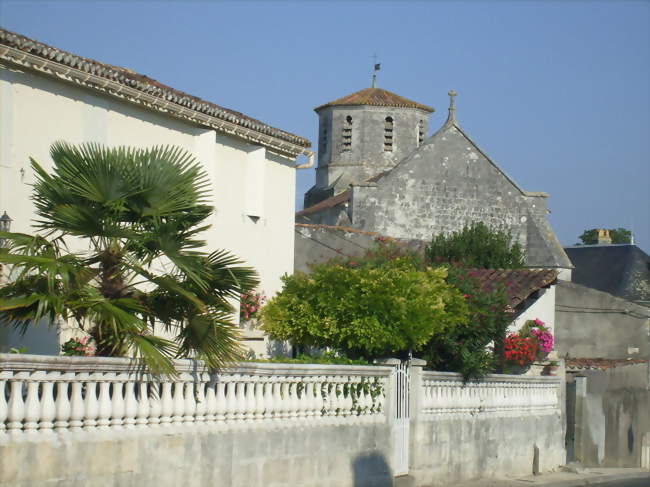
[417,120,424,146]
[384,116,393,152]
[341,115,352,152]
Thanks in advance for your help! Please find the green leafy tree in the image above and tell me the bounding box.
[0,142,258,373]
[261,254,468,360]
[577,227,632,245]
[426,222,525,269]
[420,265,511,379]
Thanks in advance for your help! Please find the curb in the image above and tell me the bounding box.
[537,471,650,487]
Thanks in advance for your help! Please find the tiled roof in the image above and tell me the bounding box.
[0,28,311,152]
[296,189,351,217]
[315,87,434,113]
[295,223,377,236]
[465,269,558,307]
[566,358,647,371]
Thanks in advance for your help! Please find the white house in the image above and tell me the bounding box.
[0,28,313,356]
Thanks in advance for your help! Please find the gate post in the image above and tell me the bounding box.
[408,358,426,421]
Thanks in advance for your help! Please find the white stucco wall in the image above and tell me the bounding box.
[0,62,296,355]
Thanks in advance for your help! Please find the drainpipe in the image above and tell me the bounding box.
[294,150,314,170]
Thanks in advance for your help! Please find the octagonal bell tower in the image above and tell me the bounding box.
[304,87,434,208]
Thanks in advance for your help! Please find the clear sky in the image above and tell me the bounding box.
[1,0,648,252]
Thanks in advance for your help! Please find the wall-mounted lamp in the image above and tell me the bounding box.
[0,211,12,248]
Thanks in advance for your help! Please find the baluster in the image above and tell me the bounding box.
[183,380,196,424]
[194,373,207,424]
[135,380,150,428]
[279,381,290,422]
[314,377,325,419]
[288,378,299,421]
[234,380,246,424]
[0,371,8,434]
[224,378,237,424]
[160,381,173,426]
[23,371,41,434]
[303,378,315,420]
[272,380,283,423]
[0,370,11,437]
[96,373,113,430]
[214,378,227,423]
[262,378,275,422]
[110,373,126,428]
[330,381,342,422]
[123,374,138,429]
[82,374,98,431]
[69,373,86,432]
[343,378,354,418]
[39,372,56,434]
[254,377,265,421]
[204,375,217,424]
[7,371,26,435]
[172,380,185,425]
[244,376,256,423]
[148,382,162,427]
[54,372,74,433]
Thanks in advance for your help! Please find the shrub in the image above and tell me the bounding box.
[261,254,468,360]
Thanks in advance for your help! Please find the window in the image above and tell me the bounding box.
[341,115,352,152]
[417,120,425,146]
[384,116,394,152]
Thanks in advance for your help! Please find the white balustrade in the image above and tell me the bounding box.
[419,371,560,420]
[0,354,391,437]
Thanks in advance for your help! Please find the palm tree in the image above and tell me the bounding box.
[0,142,258,373]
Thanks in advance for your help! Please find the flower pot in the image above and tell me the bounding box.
[542,365,558,376]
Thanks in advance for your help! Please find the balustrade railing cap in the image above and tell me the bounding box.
[0,353,393,377]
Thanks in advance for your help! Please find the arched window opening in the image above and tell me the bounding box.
[341,115,352,152]
[384,116,394,152]
[417,120,425,146]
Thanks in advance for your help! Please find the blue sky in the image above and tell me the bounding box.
[1,0,649,251]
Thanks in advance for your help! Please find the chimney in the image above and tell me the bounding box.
[597,229,612,245]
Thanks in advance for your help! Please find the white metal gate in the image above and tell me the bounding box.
[393,360,410,476]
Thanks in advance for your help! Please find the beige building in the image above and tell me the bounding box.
[0,28,313,356]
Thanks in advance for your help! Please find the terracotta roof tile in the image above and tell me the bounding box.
[315,88,433,113]
[0,28,310,150]
[566,358,647,371]
[465,269,558,307]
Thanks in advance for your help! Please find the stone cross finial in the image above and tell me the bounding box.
[448,89,457,108]
[446,89,458,124]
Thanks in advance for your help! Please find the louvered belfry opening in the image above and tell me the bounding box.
[384,116,394,152]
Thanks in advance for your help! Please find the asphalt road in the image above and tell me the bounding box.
[592,477,650,487]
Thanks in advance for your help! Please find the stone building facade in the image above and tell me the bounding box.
[297,87,572,276]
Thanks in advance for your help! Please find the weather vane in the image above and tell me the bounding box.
[372,54,380,88]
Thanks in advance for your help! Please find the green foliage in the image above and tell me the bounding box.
[261,253,468,360]
[420,265,511,379]
[577,227,632,245]
[247,352,371,366]
[426,222,525,269]
[0,142,258,374]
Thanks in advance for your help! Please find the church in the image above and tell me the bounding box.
[296,85,573,278]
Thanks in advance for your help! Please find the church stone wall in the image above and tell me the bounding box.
[350,124,533,248]
[315,105,430,194]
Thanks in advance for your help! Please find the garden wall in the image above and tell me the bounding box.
[0,355,565,487]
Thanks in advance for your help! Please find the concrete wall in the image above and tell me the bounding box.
[555,281,650,359]
[569,363,650,468]
[0,424,394,487]
[0,61,297,354]
[411,414,566,485]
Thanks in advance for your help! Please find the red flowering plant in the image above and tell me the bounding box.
[504,318,555,371]
[240,290,266,322]
[61,336,96,357]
